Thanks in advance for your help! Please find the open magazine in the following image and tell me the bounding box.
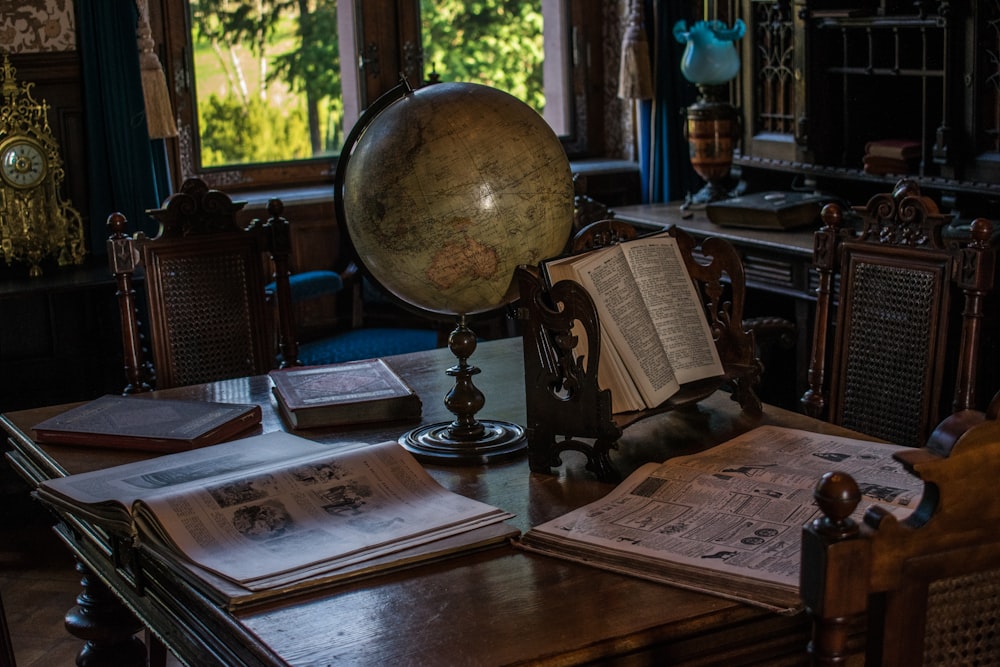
[543,231,723,413]
[36,431,517,608]
[517,426,924,612]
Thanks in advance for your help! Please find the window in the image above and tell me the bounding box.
[187,0,346,168]
[160,0,586,193]
[419,0,571,136]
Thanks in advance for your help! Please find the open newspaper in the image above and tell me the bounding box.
[517,426,924,612]
[543,231,723,413]
[36,431,516,608]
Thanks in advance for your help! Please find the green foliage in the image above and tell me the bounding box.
[191,0,342,165]
[191,0,546,166]
[270,0,343,152]
[271,1,340,100]
[199,93,312,167]
[191,0,287,53]
[421,0,545,113]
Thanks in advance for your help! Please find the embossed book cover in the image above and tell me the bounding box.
[269,358,421,429]
[32,395,262,452]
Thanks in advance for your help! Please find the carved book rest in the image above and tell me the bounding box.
[515,221,761,482]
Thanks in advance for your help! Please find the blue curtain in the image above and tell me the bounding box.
[77,0,171,251]
[644,1,699,203]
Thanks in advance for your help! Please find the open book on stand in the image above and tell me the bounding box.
[36,431,517,609]
[517,426,924,612]
[543,231,724,413]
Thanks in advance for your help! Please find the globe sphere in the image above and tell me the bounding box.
[340,82,574,316]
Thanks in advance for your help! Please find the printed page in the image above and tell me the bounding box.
[133,439,513,589]
[36,431,336,524]
[619,235,723,383]
[521,426,923,605]
[562,246,681,407]
[544,253,647,412]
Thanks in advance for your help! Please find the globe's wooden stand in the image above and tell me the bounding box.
[399,316,528,464]
[515,223,762,482]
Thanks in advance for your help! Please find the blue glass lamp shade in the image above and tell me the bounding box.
[673,19,746,86]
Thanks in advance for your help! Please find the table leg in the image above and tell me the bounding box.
[63,560,146,667]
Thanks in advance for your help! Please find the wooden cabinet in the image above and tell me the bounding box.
[733,0,999,219]
[0,266,124,412]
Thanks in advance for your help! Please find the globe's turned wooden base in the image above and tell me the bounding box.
[400,419,526,465]
[399,318,527,465]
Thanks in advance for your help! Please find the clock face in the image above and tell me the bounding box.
[0,138,47,189]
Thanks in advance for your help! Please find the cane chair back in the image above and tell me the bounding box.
[801,393,1000,665]
[108,178,298,393]
[801,180,994,447]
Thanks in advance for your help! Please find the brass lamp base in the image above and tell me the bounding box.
[399,318,526,465]
[683,84,739,205]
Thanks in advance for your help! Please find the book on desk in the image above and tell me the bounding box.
[517,425,923,612]
[269,358,422,430]
[31,394,262,452]
[543,230,724,414]
[35,430,518,609]
[705,191,827,230]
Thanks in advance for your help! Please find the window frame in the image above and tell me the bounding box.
[156,0,601,195]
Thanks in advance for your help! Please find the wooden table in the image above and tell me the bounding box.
[2,337,852,666]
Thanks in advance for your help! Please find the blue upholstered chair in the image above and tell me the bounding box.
[269,266,443,367]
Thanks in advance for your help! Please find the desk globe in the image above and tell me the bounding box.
[336,80,574,464]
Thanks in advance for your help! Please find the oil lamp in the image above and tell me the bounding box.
[674,13,745,204]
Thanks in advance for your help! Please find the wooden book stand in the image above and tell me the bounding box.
[515,221,762,482]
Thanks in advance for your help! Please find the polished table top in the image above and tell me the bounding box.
[2,337,853,665]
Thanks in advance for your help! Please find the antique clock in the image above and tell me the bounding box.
[0,55,85,276]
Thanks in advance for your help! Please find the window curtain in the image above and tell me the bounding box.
[77,0,171,251]
[643,1,698,203]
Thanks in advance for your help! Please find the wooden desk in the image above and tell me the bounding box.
[2,338,851,666]
[614,203,819,407]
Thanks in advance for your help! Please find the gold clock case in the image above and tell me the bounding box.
[0,55,85,277]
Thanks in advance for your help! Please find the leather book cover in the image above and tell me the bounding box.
[269,358,422,429]
[864,139,921,160]
[32,395,262,452]
[705,192,827,230]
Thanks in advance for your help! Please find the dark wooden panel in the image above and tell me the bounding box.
[0,271,123,412]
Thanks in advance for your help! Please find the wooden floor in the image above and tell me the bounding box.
[0,468,181,666]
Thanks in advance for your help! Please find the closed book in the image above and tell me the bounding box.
[705,191,827,230]
[863,155,916,175]
[32,395,262,452]
[864,139,922,160]
[269,358,422,429]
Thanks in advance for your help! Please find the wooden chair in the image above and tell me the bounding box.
[801,391,1000,666]
[108,177,298,393]
[273,258,445,367]
[801,180,995,447]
